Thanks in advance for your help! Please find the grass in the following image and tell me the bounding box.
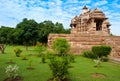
[0,45,120,81]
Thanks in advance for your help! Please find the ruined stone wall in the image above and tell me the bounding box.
[48,34,120,58]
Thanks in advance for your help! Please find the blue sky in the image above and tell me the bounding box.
[0,0,120,35]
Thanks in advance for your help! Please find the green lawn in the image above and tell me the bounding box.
[0,45,120,81]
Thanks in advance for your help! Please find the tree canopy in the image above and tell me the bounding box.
[0,18,70,45]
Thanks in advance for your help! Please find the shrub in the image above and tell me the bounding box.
[67,54,75,63]
[41,55,46,63]
[52,38,70,56]
[49,56,69,80]
[34,42,46,57]
[45,50,55,59]
[21,55,27,60]
[27,60,34,70]
[92,45,112,58]
[14,48,22,57]
[82,50,97,59]
[5,65,19,79]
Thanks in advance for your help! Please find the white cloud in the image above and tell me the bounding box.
[0,0,120,35]
[79,0,91,4]
[94,0,108,7]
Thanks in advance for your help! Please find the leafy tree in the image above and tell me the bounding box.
[16,18,38,50]
[53,22,65,33]
[64,28,70,34]
[52,38,70,56]
[38,20,54,43]
[7,28,15,44]
[0,26,13,54]
[0,19,70,46]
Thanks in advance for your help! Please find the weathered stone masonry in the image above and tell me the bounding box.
[48,6,120,58]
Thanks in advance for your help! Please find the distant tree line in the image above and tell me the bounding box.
[0,18,70,46]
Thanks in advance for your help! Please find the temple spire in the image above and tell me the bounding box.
[83,5,88,9]
[82,5,89,14]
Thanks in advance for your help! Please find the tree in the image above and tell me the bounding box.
[16,18,38,50]
[0,26,13,54]
[52,38,70,56]
[53,22,65,33]
[64,28,70,34]
[0,19,70,46]
[38,20,54,43]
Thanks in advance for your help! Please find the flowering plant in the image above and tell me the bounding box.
[5,65,19,79]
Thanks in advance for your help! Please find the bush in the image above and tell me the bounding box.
[82,50,97,59]
[67,54,75,63]
[35,42,46,57]
[21,55,27,60]
[5,65,19,79]
[41,56,46,63]
[49,56,69,80]
[92,45,112,58]
[45,50,55,59]
[14,48,22,57]
[52,38,70,56]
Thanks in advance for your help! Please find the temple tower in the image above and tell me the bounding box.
[70,6,111,36]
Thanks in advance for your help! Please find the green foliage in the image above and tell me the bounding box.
[92,45,112,58]
[21,55,27,60]
[14,48,22,57]
[49,56,69,80]
[35,43,46,57]
[0,26,13,44]
[52,38,70,56]
[0,19,70,45]
[5,65,19,79]
[82,50,97,59]
[45,50,55,59]
[67,54,75,63]
[53,22,66,34]
[0,46,120,81]
[16,18,39,45]
[41,55,46,63]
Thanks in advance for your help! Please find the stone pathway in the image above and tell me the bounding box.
[109,57,120,64]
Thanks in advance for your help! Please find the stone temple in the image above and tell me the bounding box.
[70,6,110,36]
[48,6,120,58]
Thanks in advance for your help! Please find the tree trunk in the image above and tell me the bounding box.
[0,44,6,54]
[23,41,29,51]
[26,45,28,51]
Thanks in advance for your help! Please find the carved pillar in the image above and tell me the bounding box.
[91,19,96,31]
[102,20,107,31]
